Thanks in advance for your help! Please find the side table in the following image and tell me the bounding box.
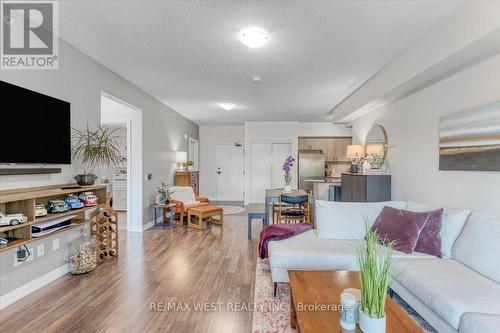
[150,203,176,227]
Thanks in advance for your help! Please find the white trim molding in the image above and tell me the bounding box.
[0,264,69,310]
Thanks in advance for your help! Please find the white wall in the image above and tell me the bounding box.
[244,121,300,203]
[199,125,244,200]
[352,52,500,217]
[300,122,352,137]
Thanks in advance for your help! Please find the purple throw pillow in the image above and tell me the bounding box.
[371,206,430,254]
[414,208,443,258]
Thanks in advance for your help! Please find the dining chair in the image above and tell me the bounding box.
[276,194,310,224]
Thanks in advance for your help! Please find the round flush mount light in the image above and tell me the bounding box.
[251,76,261,82]
[240,27,269,48]
[220,103,235,111]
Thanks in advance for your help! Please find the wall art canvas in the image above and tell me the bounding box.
[439,102,500,171]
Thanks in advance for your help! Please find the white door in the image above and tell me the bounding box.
[251,143,272,203]
[216,144,244,201]
[271,143,291,188]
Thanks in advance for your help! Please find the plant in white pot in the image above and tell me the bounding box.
[355,226,394,333]
[72,125,123,186]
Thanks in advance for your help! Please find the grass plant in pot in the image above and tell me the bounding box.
[355,226,394,333]
[72,125,123,186]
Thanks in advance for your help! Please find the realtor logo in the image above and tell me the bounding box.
[1,1,58,69]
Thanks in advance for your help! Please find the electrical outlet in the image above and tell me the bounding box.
[26,247,34,262]
[37,244,45,257]
[52,238,60,251]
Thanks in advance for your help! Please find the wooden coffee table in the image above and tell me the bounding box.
[288,270,423,333]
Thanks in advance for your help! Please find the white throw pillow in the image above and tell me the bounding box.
[169,186,197,205]
[315,201,407,240]
[406,201,471,258]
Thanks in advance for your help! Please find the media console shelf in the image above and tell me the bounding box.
[0,183,108,253]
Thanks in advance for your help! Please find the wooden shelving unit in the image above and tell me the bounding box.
[0,184,108,253]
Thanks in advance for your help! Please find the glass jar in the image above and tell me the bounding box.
[68,227,97,275]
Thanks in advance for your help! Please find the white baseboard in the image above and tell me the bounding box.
[0,264,68,310]
[143,220,155,230]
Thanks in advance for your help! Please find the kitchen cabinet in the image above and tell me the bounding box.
[340,173,391,202]
[298,137,352,162]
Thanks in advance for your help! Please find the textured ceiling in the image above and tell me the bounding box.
[59,1,463,125]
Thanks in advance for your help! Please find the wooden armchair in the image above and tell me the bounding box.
[169,186,209,224]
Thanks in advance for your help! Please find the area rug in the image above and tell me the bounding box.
[251,258,437,333]
[219,206,246,215]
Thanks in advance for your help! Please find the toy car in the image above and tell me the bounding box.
[0,212,28,226]
[46,200,69,214]
[34,203,48,217]
[64,195,84,210]
[79,192,98,206]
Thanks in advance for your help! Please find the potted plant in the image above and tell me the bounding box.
[186,160,194,171]
[355,226,394,333]
[156,182,172,204]
[72,125,123,186]
[282,155,295,192]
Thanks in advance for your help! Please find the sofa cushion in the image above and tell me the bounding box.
[371,206,429,254]
[315,201,406,240]
[268,229,434,271]
[452,212,500,284]
[170,186,197,205]
[459,313,500,333]
[407,201,471,257]
[392,258,500,330]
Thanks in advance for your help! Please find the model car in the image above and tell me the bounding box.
[0,212,28,226]
[79,192,98,206]
[64,195,84,210]
[0,238,8,245]
[34,203,48,217]
[46,200,69,214]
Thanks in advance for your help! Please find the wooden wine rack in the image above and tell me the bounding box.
[91,207,119,263]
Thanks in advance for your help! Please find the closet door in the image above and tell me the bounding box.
[251,143,272,203]
[271,143,292,188]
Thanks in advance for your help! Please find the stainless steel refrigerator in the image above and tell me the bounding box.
[298,150,325,192]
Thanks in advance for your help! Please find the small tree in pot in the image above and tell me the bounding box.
[72,125,123,185]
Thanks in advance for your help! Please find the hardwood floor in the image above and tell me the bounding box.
[0,211,262,333]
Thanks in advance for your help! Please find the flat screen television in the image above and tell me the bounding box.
[0,81,71,164]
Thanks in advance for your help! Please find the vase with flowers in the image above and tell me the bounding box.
[282,155,295,192]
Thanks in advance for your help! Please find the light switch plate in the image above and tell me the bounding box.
[52,238,60,251]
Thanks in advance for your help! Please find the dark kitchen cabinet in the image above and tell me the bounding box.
[340,173,391,202]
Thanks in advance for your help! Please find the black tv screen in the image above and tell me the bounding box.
[0,81,71,164]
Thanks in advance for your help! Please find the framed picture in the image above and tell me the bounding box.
[439,102,500,171]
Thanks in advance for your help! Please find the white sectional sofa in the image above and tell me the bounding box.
[267,200,500,333]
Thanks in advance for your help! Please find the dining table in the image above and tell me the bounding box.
[264,188,314,226]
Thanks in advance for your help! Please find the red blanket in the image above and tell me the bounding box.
[258,223,313,259]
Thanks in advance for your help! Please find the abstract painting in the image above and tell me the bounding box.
[439,102,500,171]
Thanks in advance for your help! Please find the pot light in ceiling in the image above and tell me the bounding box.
[240,27,269,48]
[220,103,235,111]
[251,76,261,83]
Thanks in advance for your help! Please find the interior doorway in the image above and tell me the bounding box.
[100,92,143,232]
[188,137,199,171]
[215,143,244,201]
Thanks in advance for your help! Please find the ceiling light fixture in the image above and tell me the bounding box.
[220,103,235,111]
[251,76,261,82]
[240,27,270,48]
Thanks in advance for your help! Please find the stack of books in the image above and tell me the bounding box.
[365,168,383,175]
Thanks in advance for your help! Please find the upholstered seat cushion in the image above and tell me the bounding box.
[459,313,500,333]
[268,229,434,271]
[188,204,222,214]
[392,258,500,330]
